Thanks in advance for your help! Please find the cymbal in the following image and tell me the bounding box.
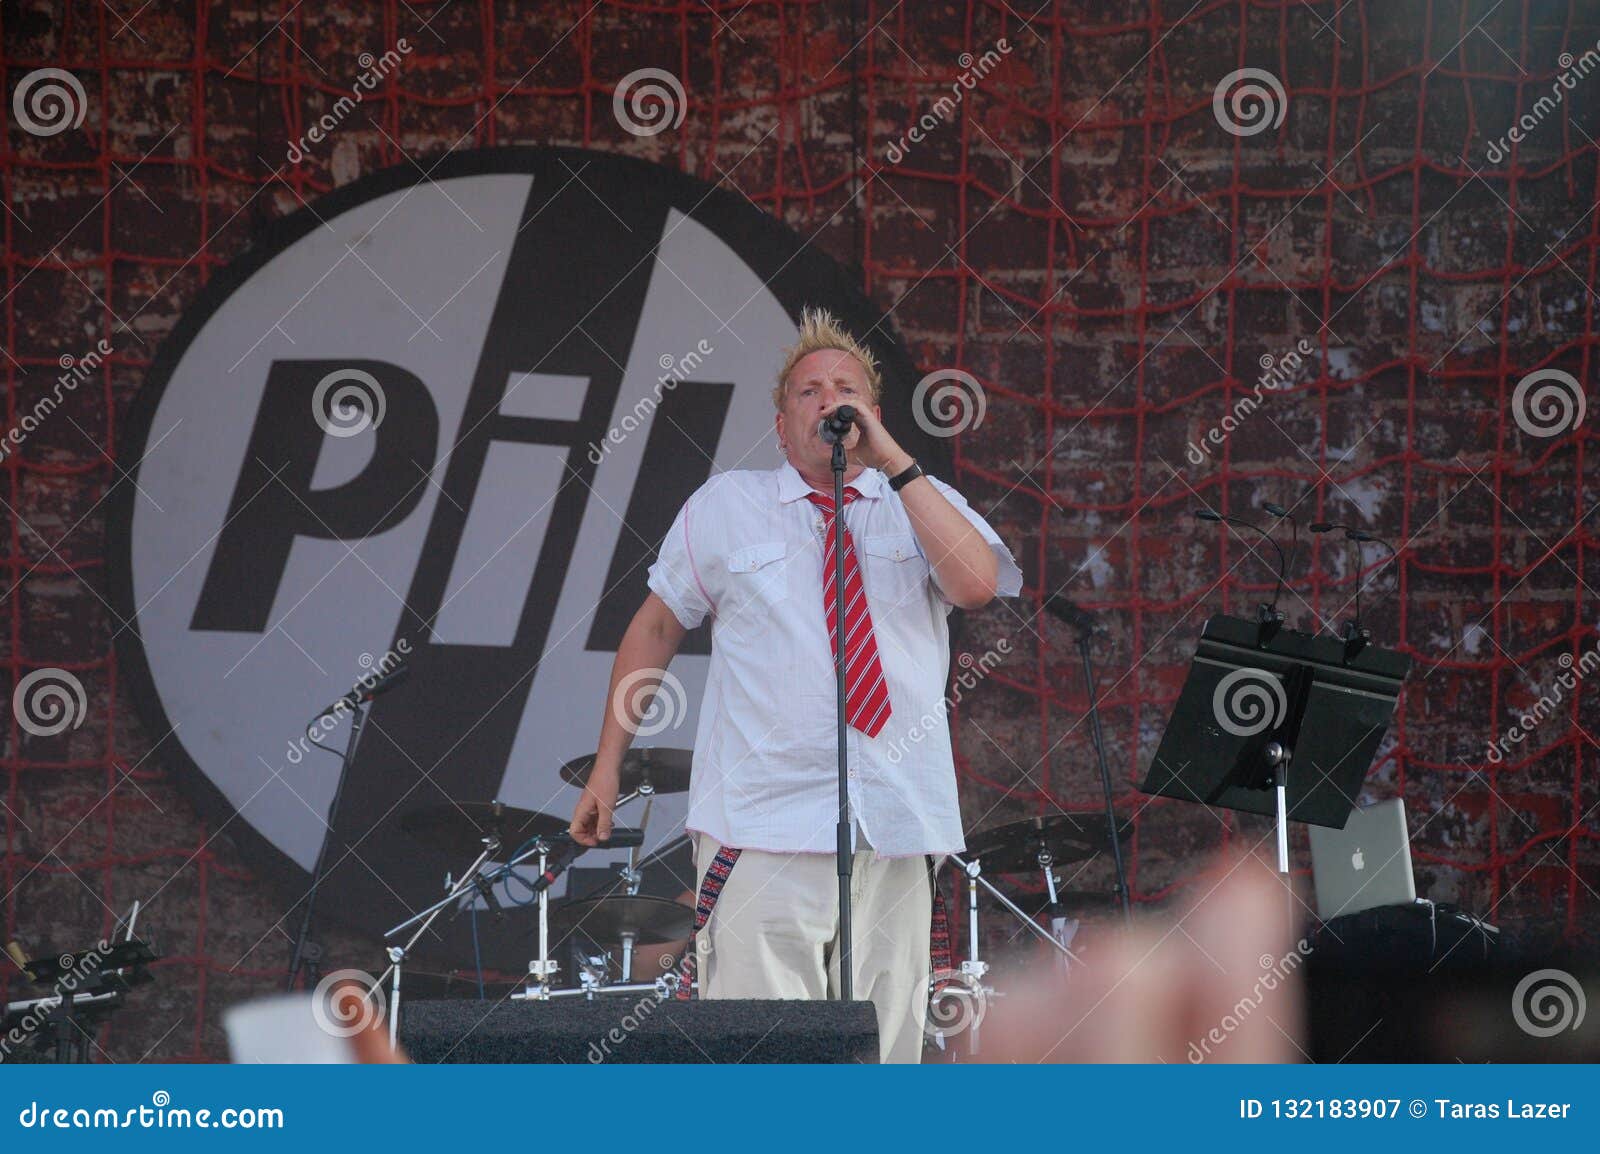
[965,812,1132,874]
[400,801,571,855]
[559,747,693,796]
[545,895,694,947]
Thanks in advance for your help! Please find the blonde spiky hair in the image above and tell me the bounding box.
[773,306,883,408]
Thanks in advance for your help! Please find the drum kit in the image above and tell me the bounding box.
[372,746,1131,1057]
[366,748,693,1043]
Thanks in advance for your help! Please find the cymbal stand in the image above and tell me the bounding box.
[618,789,653,899]
[372,835,499,1047]
[1036,848,1080,975]
[604,826,693,899]
[957,855,990,1056]
[527,837,559,998]
[939,853,1084,1057]
[598,786,659,981]
[618,931,637,983]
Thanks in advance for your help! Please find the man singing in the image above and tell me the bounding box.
[569,309,1021,1062]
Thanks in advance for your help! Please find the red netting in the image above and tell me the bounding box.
[2,0,1596,1061]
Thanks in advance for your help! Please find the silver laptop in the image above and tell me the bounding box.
[1308,798,1416,919]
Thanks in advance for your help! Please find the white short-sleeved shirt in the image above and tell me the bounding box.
[647,461,1023,857]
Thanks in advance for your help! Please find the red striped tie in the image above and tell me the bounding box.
[806,488,893,738]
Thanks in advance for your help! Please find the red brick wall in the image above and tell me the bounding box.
[3,1,1596,1061]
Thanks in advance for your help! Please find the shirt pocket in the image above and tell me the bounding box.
[859,532,931,613]
[720,540,790,637]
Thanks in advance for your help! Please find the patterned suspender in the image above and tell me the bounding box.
[928,857,957,994]
[674,844,742,1000]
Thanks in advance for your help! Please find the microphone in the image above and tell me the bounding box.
[1043,592,1098,635]
[525,839,586,898]
[1310,520,1393,552]
[310,661,411,723]
[1192,509,1289,617]
[818,404,857,444]
[1351,529,1394,551]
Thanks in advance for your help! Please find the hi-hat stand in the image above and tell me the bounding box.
[935,853,1081,1057]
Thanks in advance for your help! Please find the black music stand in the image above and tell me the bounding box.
[9,939,157,1063]
[1140,615,1410,871]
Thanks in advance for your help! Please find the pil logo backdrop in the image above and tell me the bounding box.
[109,148,945,968]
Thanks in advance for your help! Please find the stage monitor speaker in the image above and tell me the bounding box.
[398,997,880,1063]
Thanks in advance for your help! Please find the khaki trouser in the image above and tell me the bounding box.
[692,832,932,1064]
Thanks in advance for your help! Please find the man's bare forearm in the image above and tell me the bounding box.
[881,450,999,609]
[592,593,689,778]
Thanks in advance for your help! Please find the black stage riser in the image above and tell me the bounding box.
[397,997,879,1063]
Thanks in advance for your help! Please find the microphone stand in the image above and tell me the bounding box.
[830,431,854,1002]
[1071,619,1132,924]
[286,697,371,991]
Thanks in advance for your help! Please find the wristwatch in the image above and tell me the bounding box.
[887,459,924,492]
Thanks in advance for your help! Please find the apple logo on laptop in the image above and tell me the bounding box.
[1351,848,1365,871]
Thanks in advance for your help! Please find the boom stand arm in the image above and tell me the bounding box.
[369,838,499,1046]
